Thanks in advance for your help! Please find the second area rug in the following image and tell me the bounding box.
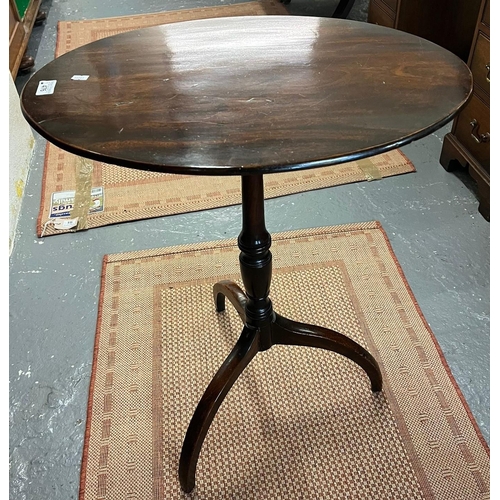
[37,2,415,237]
[80,221,489,499]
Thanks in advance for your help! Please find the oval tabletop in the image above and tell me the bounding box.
[21,16,472,175]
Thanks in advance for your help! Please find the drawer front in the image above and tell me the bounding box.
[380,0,397,14]
[455,94,490,171]
[470,33,489,95]
[368,0,395,28]
[482,0,489,27]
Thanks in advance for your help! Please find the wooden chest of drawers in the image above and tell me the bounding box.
[439,0,490,220]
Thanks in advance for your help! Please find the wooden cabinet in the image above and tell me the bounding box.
[368,0,490,220]
[9,0,42,77]
[439,0,490,220]
[367,0,482,62]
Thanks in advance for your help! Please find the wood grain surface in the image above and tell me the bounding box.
[21,16,472,175]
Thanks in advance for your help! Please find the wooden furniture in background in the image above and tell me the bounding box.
[368,0,490,220]
[367,0,482,62]
[439,0,490,221]
[9,0,43,77]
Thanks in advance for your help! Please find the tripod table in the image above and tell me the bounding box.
[20,15,472,493]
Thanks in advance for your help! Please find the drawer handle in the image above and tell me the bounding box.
[470,119,490,144]
[486,63,490,83]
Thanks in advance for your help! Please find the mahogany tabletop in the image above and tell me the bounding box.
[20,16,472,176]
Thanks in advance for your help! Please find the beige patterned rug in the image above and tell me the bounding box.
[37,2,415,237]
[81,221,489,499]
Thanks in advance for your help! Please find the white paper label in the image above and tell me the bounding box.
[49,187,105,218]
[71,75,90,80]
[54,218,79,230]
[36,80,57,96]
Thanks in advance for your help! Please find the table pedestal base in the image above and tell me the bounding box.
[179,175,382,493]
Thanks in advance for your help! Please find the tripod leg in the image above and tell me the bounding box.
[332,0,356,18]
[213,280,247,323]
[272,313,382,392]
[179,325,260,493]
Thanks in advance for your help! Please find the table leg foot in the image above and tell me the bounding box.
[213,280,247,323]
[272,313,383,392]
[179,325,260,493]
[332,0,356,18]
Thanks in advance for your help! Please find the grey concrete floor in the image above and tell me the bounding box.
[10,0,490,499]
